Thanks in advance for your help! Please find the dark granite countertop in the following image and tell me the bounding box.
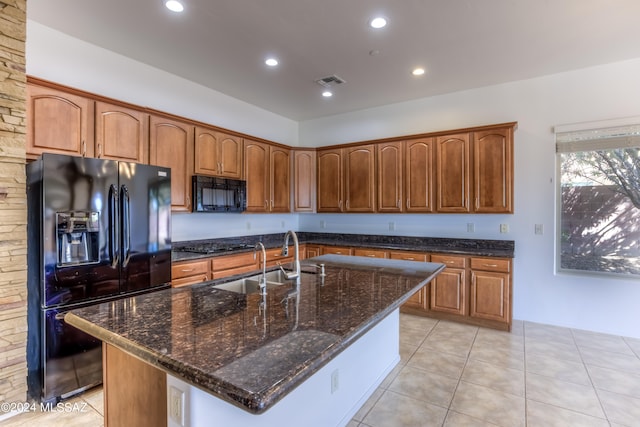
[66,255,445,414]
[171,232,515,262]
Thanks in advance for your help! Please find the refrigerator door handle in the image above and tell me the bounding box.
[121,185,131,268]
[109,184,120,268]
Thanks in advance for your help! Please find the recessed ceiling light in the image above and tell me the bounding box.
[412,67,426,76]
[322,91,333,98]
[369,17,387,29]
[165,0,184,12]
[265,58,279,67]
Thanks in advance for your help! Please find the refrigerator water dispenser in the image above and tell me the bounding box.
[56,211,100,266]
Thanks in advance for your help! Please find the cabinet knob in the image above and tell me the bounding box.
[82,140,86,157]
[97,143,102,158]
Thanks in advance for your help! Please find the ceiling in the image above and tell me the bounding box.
[27,0,640,121]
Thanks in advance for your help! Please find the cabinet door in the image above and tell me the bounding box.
[95,101,148,163]
[317,149,343,212]
[194,126,220,176]
[27,84,94,158]
[430,268,466,315]
[306,245,322,258]
[244,140,270,212]
[149,115,194,212]
[473,127,513,213]
[294,150,316,212]
[436,133,470,212]
[404,287,429,311]
[470,271,510,323]
[377,141,403,212]
[405,138,434,212]
[344,144,376,212]
[270,146,291,212]
[218,133,243,179]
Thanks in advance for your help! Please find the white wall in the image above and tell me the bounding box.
[27,20,640,338]
[300,58,640,338]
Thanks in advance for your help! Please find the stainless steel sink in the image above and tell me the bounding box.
[212,270,292,294]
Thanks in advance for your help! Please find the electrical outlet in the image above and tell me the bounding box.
[246,221,251,230]
[169,386,185,426]
[500,224,509,233]
[320,220,326,229]
[281,221,285,228]
[389,222,395,231]
[535,224,544,235]
[467,223,475,233]
[331,369,339,394]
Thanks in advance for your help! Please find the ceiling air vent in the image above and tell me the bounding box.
[315,75,346,88]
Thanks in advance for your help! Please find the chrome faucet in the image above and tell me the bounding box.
[279,230,301,282]
[254,242,267,295]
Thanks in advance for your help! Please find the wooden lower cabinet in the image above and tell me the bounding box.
[103,344,166,427]
[211,252,259,279]
[353,248,388,258]
[469,257,511,324]
[171,259,209,287]
[265,246,294,267]
[306,245,322,258]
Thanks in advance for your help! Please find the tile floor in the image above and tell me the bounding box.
[2,314,640,427]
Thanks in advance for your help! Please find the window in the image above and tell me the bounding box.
[556,119,640,277]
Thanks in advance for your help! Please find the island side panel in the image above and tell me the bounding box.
[103,343,167,427]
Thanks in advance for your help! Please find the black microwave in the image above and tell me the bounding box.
[192,175,246,212]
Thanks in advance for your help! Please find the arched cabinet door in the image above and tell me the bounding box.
[95,101,148,163]
[435,133,470,213]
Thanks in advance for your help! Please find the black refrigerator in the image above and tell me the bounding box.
[26,153,172,403]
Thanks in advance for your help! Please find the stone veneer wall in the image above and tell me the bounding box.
[0,0,27,404]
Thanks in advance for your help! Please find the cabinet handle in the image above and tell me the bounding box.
[339,200,342,209]
[264,200,268,208]
[270,200,274,209]
[483,264,498,268]
[180,268,195,273]
[397,199,400,208]
[186,195,190,209]
[82,140,86,157]
[346,200,350,209]
[219,162,223,173]
[97,143,102,158]
[404,257,415,260]
[406,199,410,209]
[366,254,376,257]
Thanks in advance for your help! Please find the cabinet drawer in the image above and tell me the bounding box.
[172,259,209,279]
[172,274,209,288]
[431,254,466,269]
[470,257,510,273]
[322,246,353,256]
[353,248,388,258]
[265,246,294,267]
[389,251,428,262]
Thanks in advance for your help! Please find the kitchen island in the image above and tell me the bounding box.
[66,255,445,427]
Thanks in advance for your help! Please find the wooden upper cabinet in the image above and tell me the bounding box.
[436,133,470,213]
[293,150,316,212]
[317,148,344,212]
[95,101,148,163]
[377,141,403,213]
[244,139,270,212]
[270,146,291,212]
[405,138,434,212]
[149,115,194,212]
[27,84,95,159]
[344,144,376,212]
[194,127,243,179]
[472,127,513,213]
[244,140,289,212]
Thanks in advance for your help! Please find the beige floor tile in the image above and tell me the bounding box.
[450,381,525,427]
[423,333,475,357]
[524,337,582,363]
[474,328,524,352]
[346,420,361,427]
[468,345,524,371]
[510,319,524,336]
[572,329,636,355]
[362,390,448,427]
[352,387,384,422]
[524,322,575,344]
[526,399,609,427]
[525,372,604,418]
[399,341,419,363]
[400,314,439,333]
[624,337,640,357]
[0,400,103,427]
[432,321,479,338]
[400,324,431,346]
[81,386,104,416]
[379,363,404,389]
[407,346,467,379]
[580,346,640,374]
[598,389,640,426]
[461,359,524,396]
[388,365,458,407]
[443,410,502,426]
[525,352,591,385]
[587,364,640,398]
